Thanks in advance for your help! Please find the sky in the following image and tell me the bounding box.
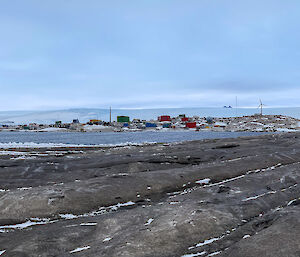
[0,0,300,110]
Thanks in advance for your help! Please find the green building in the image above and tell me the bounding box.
[117,116,130,123]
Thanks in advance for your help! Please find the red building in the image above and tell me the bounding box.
[181,117,189,122]
[158,115,171,122]
[186,122,197,128]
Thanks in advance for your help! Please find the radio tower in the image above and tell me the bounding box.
[109,106,112,123]
[235,96,238,117]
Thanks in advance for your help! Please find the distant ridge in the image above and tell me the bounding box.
[0,107,300,125]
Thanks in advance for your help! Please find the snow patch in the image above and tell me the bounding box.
[39,127,68,132]
[59,201,136,220]
[17,187,32,191]
[110,201,135,211]
[181,251,206,257]
[207,251,222,256]
[204,175,245,188]
[195,178,211,185]
[188,235,224,250]
[195,236,224,248]
[80,223,97,226]
[0,141,156,149]
[0,150,28,156]
[11,156,36,160]
[0,218,55,231]
[59,214,77,220]
[69,246,90,254]
[145,218,154,226]
[287,198,300,206]
[242,191,276,202]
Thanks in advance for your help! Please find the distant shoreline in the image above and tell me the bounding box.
[1,107,300,124]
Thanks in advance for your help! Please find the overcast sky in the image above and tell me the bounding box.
[0,0,300,110]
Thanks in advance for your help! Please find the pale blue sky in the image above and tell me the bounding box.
[0,0,300,110]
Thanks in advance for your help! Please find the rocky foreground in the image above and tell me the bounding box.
[0,133,300,257]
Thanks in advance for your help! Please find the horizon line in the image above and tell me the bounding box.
[1,105,300,112]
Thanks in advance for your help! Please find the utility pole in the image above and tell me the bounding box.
[109,106,112,124]
[235,96,238,117]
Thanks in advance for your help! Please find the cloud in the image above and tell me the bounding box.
[0,0,300,110]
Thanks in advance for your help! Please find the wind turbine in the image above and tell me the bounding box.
[258,99,266,116]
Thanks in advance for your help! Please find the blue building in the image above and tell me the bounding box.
[145,123,157,128]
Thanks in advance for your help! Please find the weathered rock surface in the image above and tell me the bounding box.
[0,133,299,256]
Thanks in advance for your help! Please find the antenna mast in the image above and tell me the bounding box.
[235,96,238,117]
[109,106,112,123]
